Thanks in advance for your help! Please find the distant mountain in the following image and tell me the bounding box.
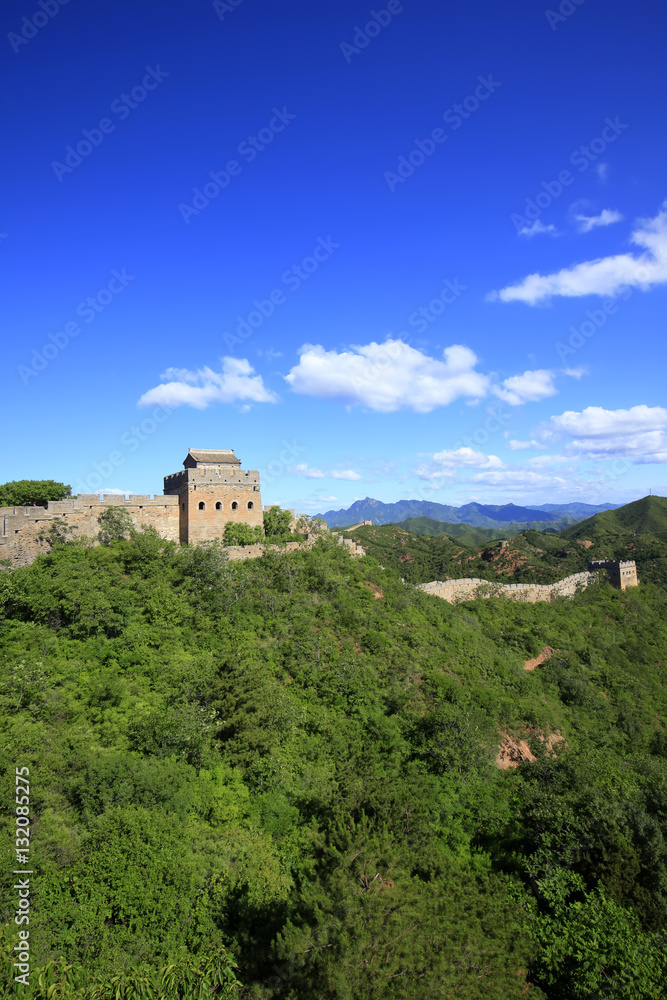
[397,517,512,546]
[532,502,622,518]
[561,495,667,541]
[319,497,567,530]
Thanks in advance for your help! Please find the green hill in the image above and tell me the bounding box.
[562,495,667,540]
[341,519,667,588]
[396,516,513,544]
[2,531,667,996]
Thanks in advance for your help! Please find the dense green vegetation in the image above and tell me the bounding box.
[1,525,667,997]
[562,495,667,541]
[341,517,667,588]
[0,480,72,508]
[395,516,512,544]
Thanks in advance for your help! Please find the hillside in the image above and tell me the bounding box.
[397,516,514,544]
[562,494,667,541]
[341,520,667,588]
[1,530,667,998]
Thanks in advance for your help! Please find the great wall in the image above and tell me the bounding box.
[0,449,367,568]
[417,559,638,604]
[0,447,638,599]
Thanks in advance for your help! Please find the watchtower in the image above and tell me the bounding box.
[163,449,263,544]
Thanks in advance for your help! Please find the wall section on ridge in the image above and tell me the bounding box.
[0,495,179,567]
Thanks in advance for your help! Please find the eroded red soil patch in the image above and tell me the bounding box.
[524,645,556,671]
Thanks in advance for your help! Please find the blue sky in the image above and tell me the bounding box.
[3,0,666,514]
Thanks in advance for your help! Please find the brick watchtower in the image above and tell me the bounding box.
[163,449,263,545]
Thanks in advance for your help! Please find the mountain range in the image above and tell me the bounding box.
[318,497,621,530]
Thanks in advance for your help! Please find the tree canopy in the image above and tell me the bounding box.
[0,479,72,507]
[1,529,666,996]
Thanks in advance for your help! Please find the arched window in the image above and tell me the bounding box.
[215,502,222,510]
[247,501,254,510]
[231,501,238,510]
[198,501,206,510]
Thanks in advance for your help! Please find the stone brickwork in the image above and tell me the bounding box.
[163,450,263,544]
[0,448,266,567]
[418,561,638,605]
[588,559,639,590]
[418,571,599,604]
[0,495,179,567]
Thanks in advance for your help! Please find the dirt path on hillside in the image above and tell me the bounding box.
[524,645,556,671]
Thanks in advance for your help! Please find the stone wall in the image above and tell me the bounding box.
[0,500,365,569]
[0,495,180,568]
[164,464,263,544]
[588,559,639,590]
[418,571,599,605]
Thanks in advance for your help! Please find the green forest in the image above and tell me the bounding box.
[1,512,667,997]
[340,496,667,589]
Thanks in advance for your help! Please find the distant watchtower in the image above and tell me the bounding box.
[163,449,263,544]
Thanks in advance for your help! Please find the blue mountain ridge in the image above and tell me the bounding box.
[317,497,620,529]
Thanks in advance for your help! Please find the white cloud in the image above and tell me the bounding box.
[549,404,667,438]
[574,208,623,234]
[597,163,609,182]
[256,347,284,360]
[138,357,278,409]
[433,446,504,469]
[518,220,557,238]
[288,463,325,479]
[288,464,362,481]
[472,468,570,489]
[417,446,504,480]
[331,469,362,480]
[495,369,559,406]
[284,340,490,413]
[545,405,667,463]
[507,439,547,451]
[488,203,667,304]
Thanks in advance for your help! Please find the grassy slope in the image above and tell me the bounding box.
[562,495,667,540]
[396,516,514,543]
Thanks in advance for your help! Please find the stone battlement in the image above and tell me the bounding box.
[1,493,181,567]
[418,560,638,605]
[0,448,265,567]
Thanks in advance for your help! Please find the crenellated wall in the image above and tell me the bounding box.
[0,495,180,567]
[418,571,600,604]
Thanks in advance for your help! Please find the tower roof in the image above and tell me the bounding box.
[184,449,241,468]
